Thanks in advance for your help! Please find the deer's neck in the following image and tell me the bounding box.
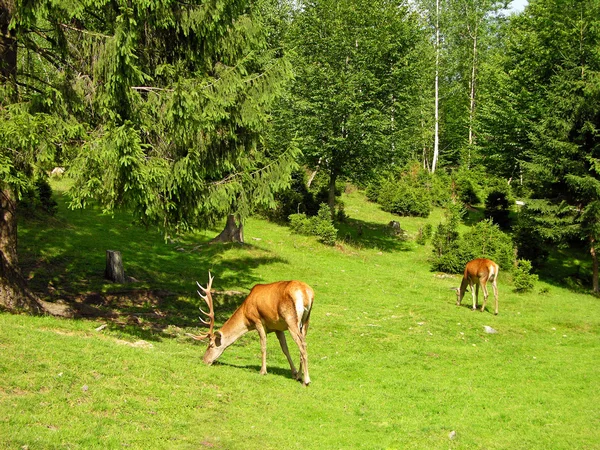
[460,275,470,294]
[218,307,250,347]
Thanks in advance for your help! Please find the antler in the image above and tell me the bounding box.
[186,272,215,341]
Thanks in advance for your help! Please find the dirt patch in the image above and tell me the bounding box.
[40,289,248,336]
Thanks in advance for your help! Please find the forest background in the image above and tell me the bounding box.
[3,0,600,309]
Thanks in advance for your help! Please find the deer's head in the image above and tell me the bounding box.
[186,273,226,365]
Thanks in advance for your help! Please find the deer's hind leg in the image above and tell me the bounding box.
[284,317,310,386]
[276,330,298,380]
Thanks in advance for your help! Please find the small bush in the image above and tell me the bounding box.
[416,223,433,245]
[378,180,432,217]
[431,206,462,272]
[288,204,337,245]
[18,177,58,215]
[452,169,482,206]
[263,169,319,223]
[432,212,516,274]
[365,178,382,202]
[513,259,539,292]
[456,219,516,270]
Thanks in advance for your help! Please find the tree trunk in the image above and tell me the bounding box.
[0,189,71,315]
[590,236,598,293]
[431,0,440,174]
[0,0,17,91]
[328,171,337,219]
[468,32,477,148]
[211,215,244,243]
[105,250,125,283]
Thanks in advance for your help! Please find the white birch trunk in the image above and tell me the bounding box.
[431,0,440,174]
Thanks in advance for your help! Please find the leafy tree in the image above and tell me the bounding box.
[285,0,426,215]
[0,0,295,312]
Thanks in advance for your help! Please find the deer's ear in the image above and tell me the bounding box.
[214,331,223,347]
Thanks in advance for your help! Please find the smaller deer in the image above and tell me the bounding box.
[187,273,314,385]
[454,258,499,314]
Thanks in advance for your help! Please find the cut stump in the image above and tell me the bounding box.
[105,250,125,283]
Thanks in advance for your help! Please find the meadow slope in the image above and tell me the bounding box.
[1,186,599,449]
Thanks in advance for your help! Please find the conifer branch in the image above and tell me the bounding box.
[59,23,111,39]
[210,149,295,187]
[131,86,174,92]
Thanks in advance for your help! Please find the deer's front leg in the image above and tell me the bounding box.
[255,324,268,375]
[471,282,478,310]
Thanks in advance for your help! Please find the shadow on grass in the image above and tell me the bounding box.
[215,361,299,382]
[336,217,412,252]
[462,205,485,226]
[535,246,593,294]
[17,190,289,341]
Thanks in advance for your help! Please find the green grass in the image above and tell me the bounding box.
[1,183,599,449]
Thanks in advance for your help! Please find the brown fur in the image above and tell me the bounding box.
[455,258,499,314]
[202,280,314,385]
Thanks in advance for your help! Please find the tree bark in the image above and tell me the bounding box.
[211,215,244,243]
[0,0,17,89]
[105,250,125,283]
[0,189,71,315]
[327,171,337,219]
[590,236,598,293]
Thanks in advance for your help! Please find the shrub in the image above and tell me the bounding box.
[416,223,433,245]
[432,211,516,274]
[513,259,539,292]
[378,180,432,217]
[452,169,482,206]
[431,205,462,272]
[264,168,346,224]
[288,204,337,245]
[18,177,58,215]
[456,219,515,270]
[365,177,382,202]
[263,169,319,223]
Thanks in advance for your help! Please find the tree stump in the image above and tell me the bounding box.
[105,250,125,283]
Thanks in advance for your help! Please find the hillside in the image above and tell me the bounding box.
[1,185,599,449]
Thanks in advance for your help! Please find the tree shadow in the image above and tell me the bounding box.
[17,190,290,341]
[534,246,593,294]
[336,217,412,252]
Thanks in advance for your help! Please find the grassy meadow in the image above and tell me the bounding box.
[1,182,599,449]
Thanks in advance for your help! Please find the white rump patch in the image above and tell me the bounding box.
[293,289,310,328]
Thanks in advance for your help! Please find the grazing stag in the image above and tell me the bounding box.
[454,258,499,315]
[187,273,314,385]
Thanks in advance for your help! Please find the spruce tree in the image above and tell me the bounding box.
[0,0,295,312]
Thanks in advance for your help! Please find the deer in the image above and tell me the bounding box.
[453,258,499,315]
[187,273,314,385]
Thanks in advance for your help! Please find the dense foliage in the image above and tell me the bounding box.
[3,0,600,311]
[432,209,515,274]
[288,204,338,245]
